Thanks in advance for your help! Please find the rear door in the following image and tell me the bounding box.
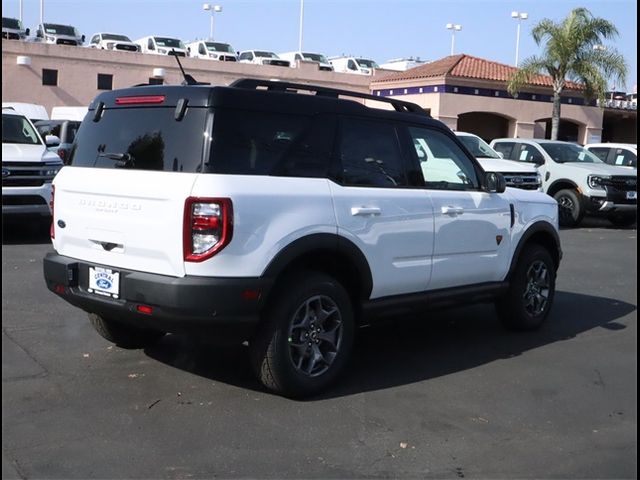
[53,95,209,277]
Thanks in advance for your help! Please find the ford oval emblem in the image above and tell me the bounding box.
[96,278,112,290]
[2,168,10,178]
[57,220,66,228]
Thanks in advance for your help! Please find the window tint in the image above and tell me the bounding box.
[408,127,479,190]
[493,142,514,160]
[347,60,357,70]
[612,148,637,167]
[514,144,545,164]
[588,147,610,162]
[69,107,207,172]
[199,43,206,55]
[2,114,41,145]
[337,117,407,188]
[208,109,333,177]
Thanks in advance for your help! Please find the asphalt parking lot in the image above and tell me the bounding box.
[2,218,637,479]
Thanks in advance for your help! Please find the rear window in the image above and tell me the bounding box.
[2,114,41,145]
[69,107,207,171]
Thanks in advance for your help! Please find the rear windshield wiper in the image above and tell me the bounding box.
[98,152,133,162]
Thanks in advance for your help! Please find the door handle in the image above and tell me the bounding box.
[441,206,464,215]
[351,206,382,216]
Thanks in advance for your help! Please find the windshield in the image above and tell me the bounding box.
[102,33,131,42]
[457,134,501,159]
[255,51,278,58]
[44,23,78,36]
[302,52,328,63]
[3,17,22,30]
[69,106,206,172]
[356,58,379,69]
[2,114,42,145]
[205,42,234,53]
[154,37,185,48]
[541,143,603,164]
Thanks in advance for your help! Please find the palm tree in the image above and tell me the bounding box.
[508,8,628,140]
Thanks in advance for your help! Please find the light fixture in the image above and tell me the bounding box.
[16,56,31,66]
[152,68,165,79]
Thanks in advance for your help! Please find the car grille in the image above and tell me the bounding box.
[502,173,541,190]
[603,176,637,192]
[56,38,78,46]
[220,55,237,62]
[2,32,20,40]
[115,44,137,52]
[319,66,333,71]
[168,51,186,57]
[2,162,55,187]
[265,59,289,67]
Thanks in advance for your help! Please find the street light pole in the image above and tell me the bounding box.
[511,11,528,67]
[40,0,44,24]
[203,3,222,41]
[19,0,23,22]
[445,23,462,56]
[298,0,304,53]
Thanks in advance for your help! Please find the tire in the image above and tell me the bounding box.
[496,244,556,331]
[89,313,165,349]
[608,213,636,228]
[249,271,355,398]
[553,189,584,228]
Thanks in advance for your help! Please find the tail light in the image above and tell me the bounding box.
[50,185,55,239]
[183,197,233,262]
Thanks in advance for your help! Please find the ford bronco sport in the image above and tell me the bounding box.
[43,79,561,397]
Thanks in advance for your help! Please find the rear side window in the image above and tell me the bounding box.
[493,142,514,160]
[69,107,207,172]
[207,108,334,177]
[588,147,610,162]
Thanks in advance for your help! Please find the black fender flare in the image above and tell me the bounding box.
[546,178,579,196]
[508,221,562,278]
[262,233,373,300]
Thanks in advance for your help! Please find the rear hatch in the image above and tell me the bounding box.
[52,86,212,277]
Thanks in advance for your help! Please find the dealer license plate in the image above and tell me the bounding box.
[88,266,120,298]
[626,191,637,200]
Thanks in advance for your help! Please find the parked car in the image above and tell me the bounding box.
[454,132,541,190]
[2,16,29,40]
[51,106,88,122]
[43,78,561,398]
[34,22,84,46]
[278,51,333,71]
[329,56,379,75]
[34,119,81,165]
[186,40,237,61]
[88,32,139,52]
[584,143,637,169]
[2,102,49,122]
[491,138,637,227]
[238,50,290,67]
[134,36,188,56]
[2,109,62,218]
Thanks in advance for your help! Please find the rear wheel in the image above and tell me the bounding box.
[496,245,556,331]
[249,271,354,398]
[89,313,165,349]
[554,189,584,228]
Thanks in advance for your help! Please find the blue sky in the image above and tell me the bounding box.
[3,0,637,91]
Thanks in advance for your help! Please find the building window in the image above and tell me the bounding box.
[148,77,163,85]
[42,69,58,86]
[97,73,113,91]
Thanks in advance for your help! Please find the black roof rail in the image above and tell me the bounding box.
[229,78,428,115]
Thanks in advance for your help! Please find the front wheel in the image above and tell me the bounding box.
[496,245,556,331]
[89,314,165,349]
[250,271,354,398]
[554,189,584,228]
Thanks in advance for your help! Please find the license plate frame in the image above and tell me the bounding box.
[626,191,637,200]
[88,266,120,299]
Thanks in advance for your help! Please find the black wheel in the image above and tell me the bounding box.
[496,244,556,331]
[89,313,165,349]
[553,189,584,227]
[249,271,354,398]
[608,213,636,228]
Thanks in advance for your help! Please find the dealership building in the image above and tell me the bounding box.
[2,41,636,144]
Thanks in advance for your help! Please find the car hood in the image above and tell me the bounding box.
[560,162,637,177]
[476,158,538,173]
[2,143,59,162]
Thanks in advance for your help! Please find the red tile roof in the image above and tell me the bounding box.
[373,54,583,91]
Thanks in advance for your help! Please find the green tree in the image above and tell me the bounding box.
[508,8,628,140]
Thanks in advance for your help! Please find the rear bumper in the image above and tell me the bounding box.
[43,253,273,340]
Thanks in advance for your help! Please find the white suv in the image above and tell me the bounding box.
[584,143,636,169]
[491,138,637,227]
[2,109,62,217]
[88,32,139,52]
[43,79,562,397]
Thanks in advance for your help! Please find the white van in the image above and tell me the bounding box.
[51,106,88,122]
[135,36,188,57]
[2,102,49,122]
[186,40,237,61]
[238,50,290,67]
[329,56,379,75]
[2,17,30,40]
[34,22,84,46]
[278,51,333,71]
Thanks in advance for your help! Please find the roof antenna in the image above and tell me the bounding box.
[171,49,209,85]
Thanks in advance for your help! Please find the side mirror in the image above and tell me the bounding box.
[45,135,61,147]
[496,151,504,159]
[532,156,545,166]
[187,47,191,53]
[25,28,30,36]
[81,34,85,42]
[36,29,43,38]
[485,172,506,193]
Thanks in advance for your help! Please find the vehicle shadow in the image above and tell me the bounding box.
[2,217,52,245]
[144,290,636,399]
[561,216,637,231]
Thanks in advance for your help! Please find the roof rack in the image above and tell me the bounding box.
[230,78,428,115]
